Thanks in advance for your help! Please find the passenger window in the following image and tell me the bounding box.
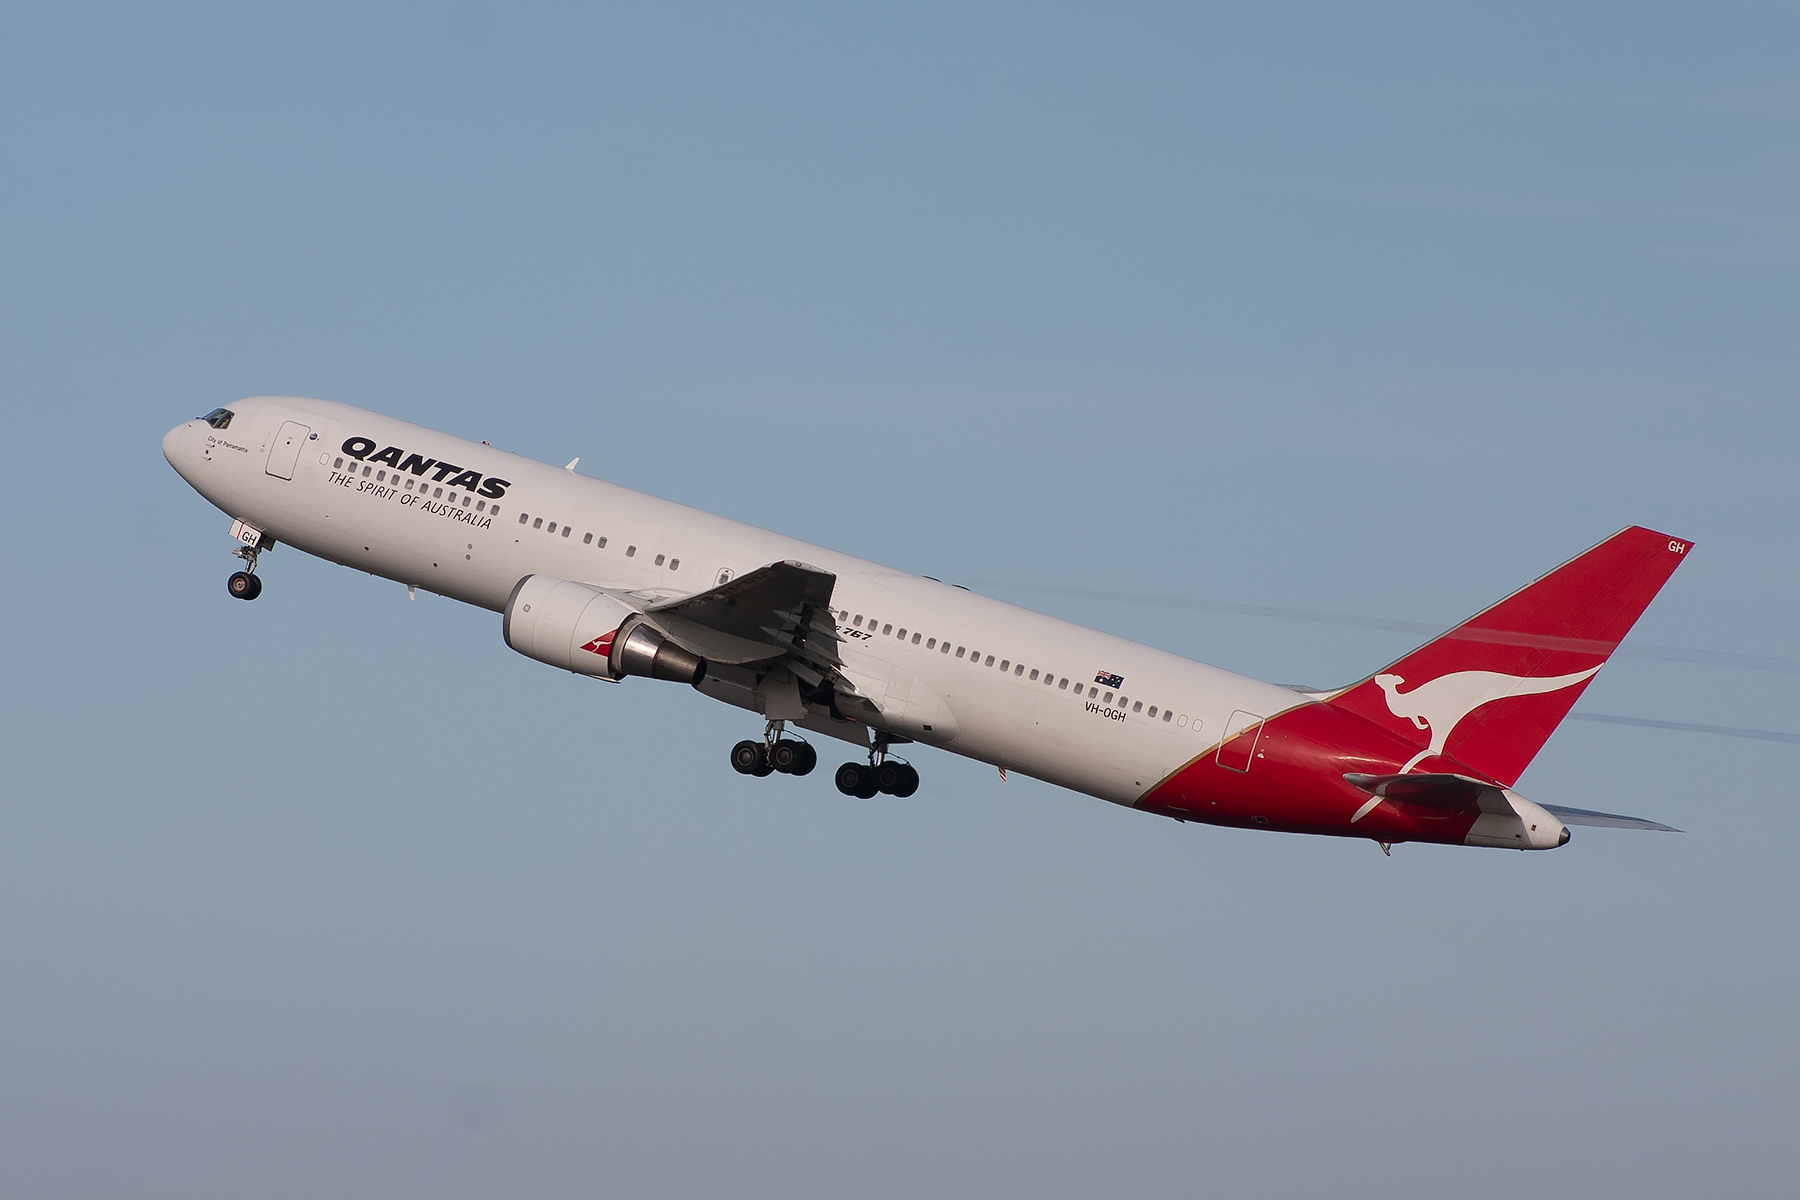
[561,525,570,537]
[883,624,893,635]
[626,546,636,557]
[1029,669,1039,680]
[376,470,386,482]
[597,537,606,548]
[1103,692,1113,703]
[1147,706,1158,718]
[655,554,665,566]
[896,628,906,639]
[333,457,343,469]
[1014,664,1024,676]
[670,559,679,570]
[926,638,936,649]
[584,533,593,544]
[464,496,472,507]
[491,509,500,518]
[1058,678,1068,689]
[984,655,995,667]
[999,660,1009,672]
[405,479,414,489]
[912,632,921,645]
[362,466,372,477]
[533,518,543,529]
[476,500,485,511]
[519,513,529,524]
[1176,714,1187,727]
[854,616,863,626]
[433,488,442,498]
[1133,701,1143,713]
[956,647,965,658]
[941,642,950,653]
[548,522,557,533]
[1163,710,1174,722]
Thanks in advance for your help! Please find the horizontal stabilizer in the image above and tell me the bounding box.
[1343,772,1510,814]
[1540,803,1680,832]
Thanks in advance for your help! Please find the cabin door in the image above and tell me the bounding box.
[266,421,310,480]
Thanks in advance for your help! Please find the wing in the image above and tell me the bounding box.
[633,559,841,668]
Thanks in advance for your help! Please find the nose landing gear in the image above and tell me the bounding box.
[226,519,270,601]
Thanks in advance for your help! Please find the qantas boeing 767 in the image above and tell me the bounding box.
[163,397,1687,850]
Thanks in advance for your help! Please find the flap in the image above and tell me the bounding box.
[1343,772,1513,815]
[638,560,841,669]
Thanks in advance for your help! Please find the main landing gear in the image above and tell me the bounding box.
[834,733,919,799]
[730,720,818,778]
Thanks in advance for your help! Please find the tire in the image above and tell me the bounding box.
[730,740,765,775]
[243,574,263,600]
[893,764,919,798]
[771,740,802,773]
[228,571,257,600]
[834,763,865,796]
[854,769,880,800]
[875,761,904,794]
[791,742,817,777]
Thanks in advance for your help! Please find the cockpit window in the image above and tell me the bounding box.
[201,408,234,430]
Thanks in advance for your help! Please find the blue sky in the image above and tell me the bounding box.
[1,4,1796,1197]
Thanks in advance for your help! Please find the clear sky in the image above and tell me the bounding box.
[2,4,1796,1198]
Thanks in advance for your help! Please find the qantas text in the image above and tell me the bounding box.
[340,436,511,499]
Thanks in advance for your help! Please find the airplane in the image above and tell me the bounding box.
[163,396,1689,851]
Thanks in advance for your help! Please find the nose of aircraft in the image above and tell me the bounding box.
[163,420,192,468]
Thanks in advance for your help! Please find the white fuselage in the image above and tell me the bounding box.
[163,396,1303,807]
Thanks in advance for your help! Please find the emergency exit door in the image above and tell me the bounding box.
[266,421,310,480]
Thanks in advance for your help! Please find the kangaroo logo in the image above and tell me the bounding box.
[1377,666,1601,773]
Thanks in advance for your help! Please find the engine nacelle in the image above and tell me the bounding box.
[503,575,708,686]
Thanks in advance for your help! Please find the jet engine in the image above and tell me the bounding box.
[503,574,708,685]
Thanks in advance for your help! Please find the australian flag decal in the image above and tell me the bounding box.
[1094,670,1124,689]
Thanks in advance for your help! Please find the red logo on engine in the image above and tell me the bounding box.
[580,631,615,657]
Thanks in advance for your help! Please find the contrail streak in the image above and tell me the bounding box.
[965,581,1800,675]
[1566,714,1800,744]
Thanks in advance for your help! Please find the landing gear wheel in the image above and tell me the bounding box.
[228,571,261,600]
[892,763,919,798]
[771,739,806,774]
[875,761,905,794]
[835,762,874,797]
[793,742,817,776]
[730,740,768,775]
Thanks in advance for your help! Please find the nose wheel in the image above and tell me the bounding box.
[226,521,269,601]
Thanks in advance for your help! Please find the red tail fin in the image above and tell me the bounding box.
[1328,527,1693,786]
